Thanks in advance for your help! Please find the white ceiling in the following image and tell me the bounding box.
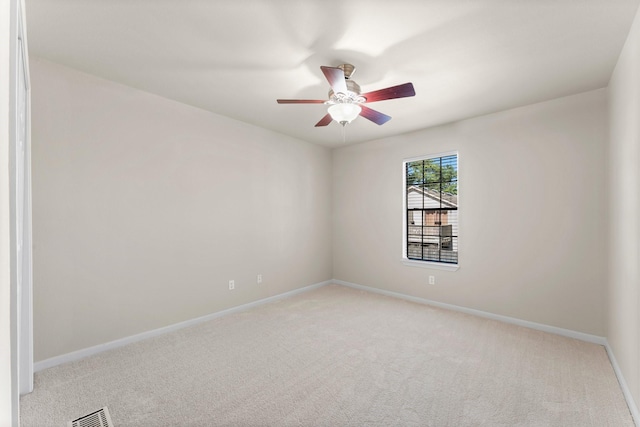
[25,0,639,147]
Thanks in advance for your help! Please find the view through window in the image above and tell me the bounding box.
[405,154,458,264]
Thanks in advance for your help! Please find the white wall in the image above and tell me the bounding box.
[333,89,608,336]
[30,58,333,362]
[608,3,640,410]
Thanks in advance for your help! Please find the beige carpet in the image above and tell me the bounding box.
[21,284,633,426]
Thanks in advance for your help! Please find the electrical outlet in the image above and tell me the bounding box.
[229,280,235,290]
[257,274,262,284]
[428,275,435,285]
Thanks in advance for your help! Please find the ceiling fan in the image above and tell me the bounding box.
[277,64,415,127]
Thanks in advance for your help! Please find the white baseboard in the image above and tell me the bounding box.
[605,341,640,426]
[334,279,638,426]
[333,279,606,344]
[34,280,332,372]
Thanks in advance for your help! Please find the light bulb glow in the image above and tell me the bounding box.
[328,103,361,125]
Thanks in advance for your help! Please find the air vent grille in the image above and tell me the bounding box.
[68,407,114,427]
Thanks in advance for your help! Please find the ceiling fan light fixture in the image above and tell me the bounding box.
[328,103,361,125]
[276,64,415,128]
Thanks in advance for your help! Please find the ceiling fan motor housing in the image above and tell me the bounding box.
[328,79,362,101]
[338,63,356,79]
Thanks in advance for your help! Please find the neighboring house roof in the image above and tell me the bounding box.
[407,185,458,209]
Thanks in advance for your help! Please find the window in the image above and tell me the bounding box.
[404,153,458,265]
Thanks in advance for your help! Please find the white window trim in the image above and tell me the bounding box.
[402,259,459,271]
[402,150,459,271]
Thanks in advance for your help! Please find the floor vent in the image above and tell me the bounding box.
[67,407,114,427]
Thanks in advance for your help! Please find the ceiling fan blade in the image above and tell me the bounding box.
[361,82,416,103]
[359,105,392,125]
[314,113,333,127]
[277,99,326,104]
[320,66,348,95]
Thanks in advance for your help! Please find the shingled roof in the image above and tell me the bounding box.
[407,185,457,208]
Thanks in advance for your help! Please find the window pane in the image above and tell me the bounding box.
[405,153,458,265]
[423,159,441,184]
[442,181,457,196]
[406,161,424,185]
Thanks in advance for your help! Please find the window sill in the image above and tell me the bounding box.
[402,259,459,271]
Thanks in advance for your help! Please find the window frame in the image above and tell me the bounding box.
[402,151,460,271]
